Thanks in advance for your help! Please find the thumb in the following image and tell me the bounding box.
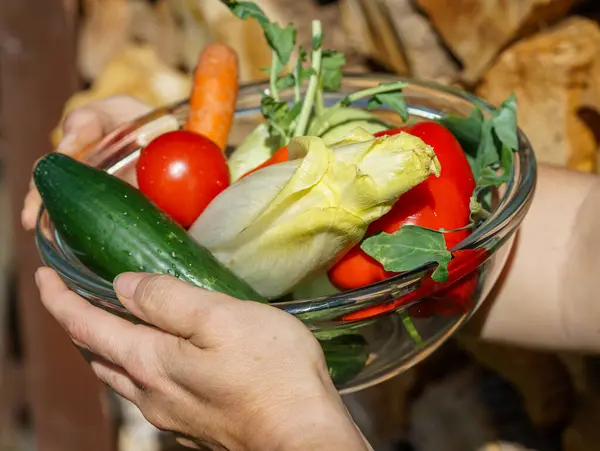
[58,107,106,156]
[114,273,233,344]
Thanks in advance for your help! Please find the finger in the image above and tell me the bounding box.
[90,358,140,404]
[89,95,152,130]
[36,267,155,370]
[114,273,233,347]
[21,188,42,230]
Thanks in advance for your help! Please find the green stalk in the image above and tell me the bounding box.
[293,20,323,137]
[269,51,280,102]
[294,79,301,103]
[315,79,325,117]
[293,58,302,103]
[310,81,408,136]
[440,224,475,233]
[338,81,408,107]
[400,311,423,347]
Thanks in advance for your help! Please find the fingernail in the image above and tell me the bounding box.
[114,273,146,299]
[34,268,42,287]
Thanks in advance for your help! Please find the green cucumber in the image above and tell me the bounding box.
[34,153,265,303]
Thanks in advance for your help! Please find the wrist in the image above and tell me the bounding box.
[252,393,369,451]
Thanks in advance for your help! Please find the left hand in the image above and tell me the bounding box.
[35,267,369,451]
[22,96,151,231]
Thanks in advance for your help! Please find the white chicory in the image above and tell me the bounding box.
[189,128,441,299]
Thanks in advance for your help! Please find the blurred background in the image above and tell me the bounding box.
[1,0,600,450]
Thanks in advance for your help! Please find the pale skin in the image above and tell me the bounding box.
[22,96,600,450]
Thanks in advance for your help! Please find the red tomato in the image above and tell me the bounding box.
[136,130,230,228]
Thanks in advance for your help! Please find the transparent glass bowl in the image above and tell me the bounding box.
[36,74,537,394]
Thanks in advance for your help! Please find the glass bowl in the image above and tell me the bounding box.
[36,74,536,394]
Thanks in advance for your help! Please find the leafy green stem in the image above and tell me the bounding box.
[315,79,325,117]
[293,20,323,137]
[339,81,408,107]
[439,224,475,234]
[293,78,301,103]
[400,311,423,346]
[311,81,409,135]
[269,51,280,101]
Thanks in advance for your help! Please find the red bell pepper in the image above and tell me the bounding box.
[328,122,475,290]
[342,248,488,322]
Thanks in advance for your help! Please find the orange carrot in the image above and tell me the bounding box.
[185,42,239,151]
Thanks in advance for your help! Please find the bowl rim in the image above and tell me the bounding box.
[35,73,537,317]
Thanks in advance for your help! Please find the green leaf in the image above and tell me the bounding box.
[283,101,303,128]
[492,94,518,151]
[260,95,303,142]
[367,90,408,121]
[260,95,288,121]
[221,1,269,24]
[276,65,311,92]
[471,95,518,187]
[473,119,498,181]
[264,23,296,65]
[221,1,296,66]
[477,144,513,187]
[297,68,314,86]
[321,50,345,91]
[469,195,491,224]
[440,108,484,158]
[289,47,311,92]
[500,141,514,175]
[275,74,295,90]
[361,225,452,282]
[476,187,494,213]
[260,95,290,139]
[298,46,308,62]
[465,152,476,175]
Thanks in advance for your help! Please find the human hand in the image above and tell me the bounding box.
[21,96,152,231]
[36,267,369,451]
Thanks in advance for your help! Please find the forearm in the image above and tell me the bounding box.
[469,164,600,352]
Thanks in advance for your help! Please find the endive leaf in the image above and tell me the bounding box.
[190,128,440,298]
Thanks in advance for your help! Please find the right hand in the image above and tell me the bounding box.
[21,95,152,231]
[36,268,370,451]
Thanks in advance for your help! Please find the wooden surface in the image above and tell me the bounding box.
[0,0,117,450]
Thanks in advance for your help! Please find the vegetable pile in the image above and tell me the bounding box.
[34,0,519,386]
